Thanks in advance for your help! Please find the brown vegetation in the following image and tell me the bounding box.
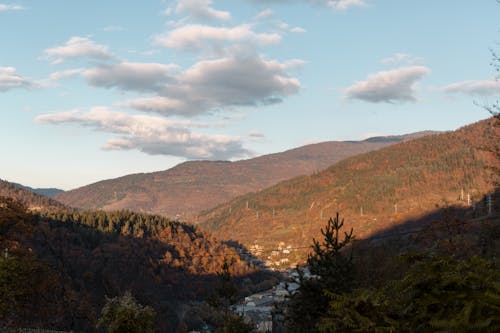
[199,118,499,262]
[0,197,275,332]
[54,133,432,218]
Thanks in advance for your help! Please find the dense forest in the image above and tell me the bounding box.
[284,115,500,332]
[199,118,499,260]
[0,197,276,332]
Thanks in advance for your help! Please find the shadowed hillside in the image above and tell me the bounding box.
[198,118,499,265]
[55,133,434,218]
[0,179,67,211]
[0,197,275,332]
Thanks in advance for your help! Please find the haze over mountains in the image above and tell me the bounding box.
[198,118,499,264]
[55,132,435,217]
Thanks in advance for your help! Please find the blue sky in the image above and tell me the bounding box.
[1,0,499,190]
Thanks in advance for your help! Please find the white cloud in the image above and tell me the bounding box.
[344,66,430,103]
[248,0,366,10]
[255,8,274,19]
[381,53,423,66]
[248,130,265,137]
[323,0,366,10]
[0,67,35,91]
[175,0,231,21]
[49,68,85,81]
[84,54,301,116]
[441,79,500,96]
[82,62,179,92]
[44,36,114,64]
[159,54,301,115]
[153,24,281,50]
[35,107,250,159]
[0,4,24,11]
[163,7,173,16]
[117,97,187,115]
[290,26,306,33]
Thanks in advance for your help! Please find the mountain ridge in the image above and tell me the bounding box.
[55,132,436,217]
[197,118,498,266]
[10,182,64,198]
[0,179,67,211]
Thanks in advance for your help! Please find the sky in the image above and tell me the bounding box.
[1,0,499,190]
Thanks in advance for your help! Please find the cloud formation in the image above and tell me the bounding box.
[0,3,24,11]
[175,0,231,21]
[322,0,366,10]
[82,62,178,92]
[381,53,423,66]
[0,67,35,91]
[36,107,250,159]
[255,8,274,19]
[290,26,306,33]
[344,66,430,103]
[248,0,366,10]
[248,130,265,138]
[44,37,113,64]
[154,24,281,50]
[441,79,500,96]
[79,55,301,116]
[117,97,187,115]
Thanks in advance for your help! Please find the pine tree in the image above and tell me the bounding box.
[286,213,355,332]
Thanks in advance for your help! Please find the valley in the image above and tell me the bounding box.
[1,117,498,332]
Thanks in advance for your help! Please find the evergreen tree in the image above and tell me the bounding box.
[317,253,500,332]
[286,213,355,332]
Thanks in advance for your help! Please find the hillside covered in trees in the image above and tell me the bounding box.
[199,118,499,262]
[55,133,433,218]
[0,197,275,332]
[10,182,64,198]
[0,179,67,211]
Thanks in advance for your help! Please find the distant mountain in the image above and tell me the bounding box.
[55,132,435,217]
[361,131,438,143]
[11,182,64,198]
[198,118,498,264]
[0,179,67,211]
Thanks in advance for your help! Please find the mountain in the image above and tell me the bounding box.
[0,179,67,211]
[198,118,499,266]
[11,182,64,198]
[0,197,274,332]
[55,132,435,218]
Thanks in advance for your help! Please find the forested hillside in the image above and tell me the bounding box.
[10,182,64,198]
[0,197,274,332]
[199,118,499,263]
[55,133,433,218]
[0,179,67,211]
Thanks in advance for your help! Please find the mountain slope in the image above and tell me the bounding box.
[0,179,67,211]
[11,182,64,198]
[198,118,499,265]
[55,132,434,217]
[0,197,272,331]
